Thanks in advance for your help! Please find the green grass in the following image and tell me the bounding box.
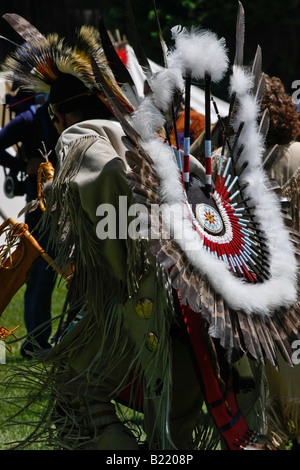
[0,278,67,450]
[0,280,143,451]
[3,281,292,451]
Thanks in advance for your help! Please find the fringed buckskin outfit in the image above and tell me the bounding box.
[39,118,205,450]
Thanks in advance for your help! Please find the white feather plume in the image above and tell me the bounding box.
[150,66,184,111]
[170,26,229,82]
[229,64,253,95]
[129,55,184,139]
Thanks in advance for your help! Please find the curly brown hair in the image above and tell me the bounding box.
[260,75,300,146]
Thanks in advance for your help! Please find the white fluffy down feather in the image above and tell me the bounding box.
[170,26,229,82]
[229,65,253,96]
[150,66,184,111]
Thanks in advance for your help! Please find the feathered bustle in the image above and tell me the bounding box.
[116,7,300,367]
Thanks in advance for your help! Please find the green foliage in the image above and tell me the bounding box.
[0,280,67,450]
[0,281,143,450]
[101,0,300,101]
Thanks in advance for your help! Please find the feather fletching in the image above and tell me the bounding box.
[3,13,46,43]
[234,1,245,66]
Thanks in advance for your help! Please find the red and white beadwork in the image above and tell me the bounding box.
[184,153,262,284]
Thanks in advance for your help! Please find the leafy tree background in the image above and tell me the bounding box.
[0,0,299,102]
[101,0,300,101]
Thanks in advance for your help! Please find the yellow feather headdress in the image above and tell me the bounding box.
[0,15,135,114]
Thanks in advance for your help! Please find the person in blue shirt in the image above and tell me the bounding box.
[0,95,59,357]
